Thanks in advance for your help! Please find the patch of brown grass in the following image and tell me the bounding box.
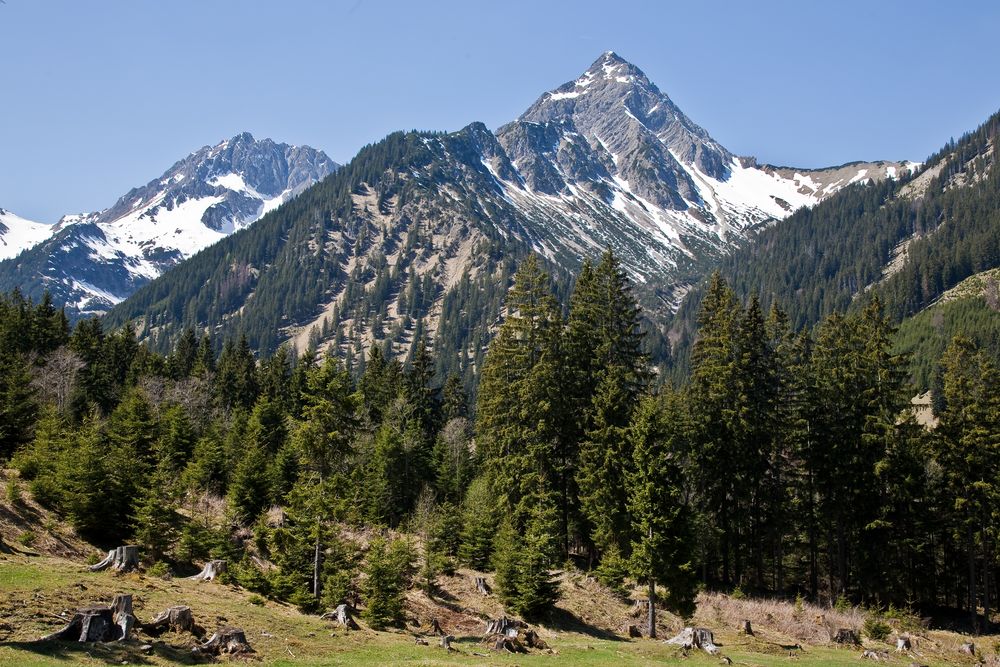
[694,591,865,644]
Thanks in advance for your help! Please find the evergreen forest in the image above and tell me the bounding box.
[2,246,998,633]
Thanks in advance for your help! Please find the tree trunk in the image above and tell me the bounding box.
[474,577,491,596]
[647,577,656,639]
[742,620,753,636]
[89,545,139,573]
[969,526,978,634]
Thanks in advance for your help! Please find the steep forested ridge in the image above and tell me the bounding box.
[669,109,1000,384]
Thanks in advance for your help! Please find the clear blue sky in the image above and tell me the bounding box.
[2,0,999,222]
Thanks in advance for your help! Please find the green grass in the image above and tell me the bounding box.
[0,555,987,666]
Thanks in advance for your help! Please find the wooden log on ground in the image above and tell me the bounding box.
[89,546,139,573]
[143,605,201,636]
[833,628,860,645]
[742,619,754,636]
[474,577,491,596]
[194,626,253,656]
[187,559,226,582]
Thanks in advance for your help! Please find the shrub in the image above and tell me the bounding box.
[146,561,171,579]
[5,477,21,505]
[17,530,36,546]
[247,594,265,607]
[863,616,892,642]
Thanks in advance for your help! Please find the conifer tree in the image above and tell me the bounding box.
[628,392,697,635]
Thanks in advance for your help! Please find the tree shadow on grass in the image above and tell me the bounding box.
[541,606,623,641]
[0,639,199,665]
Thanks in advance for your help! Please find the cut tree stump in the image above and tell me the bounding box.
[493,636,527,653]
[742,619,754,636]
[484,616,525,637]
[195,626,254,656]
[833,628,860,645]
[89,546,139,573]
[40,595,138,643]
[188,559,226,582]
[667,627,720,655]
[959,642,975,655]
[143,605,202,636]
[626,624,642,638]
[41,606,115,642]
[440,634,455,650]
[110,594,135,641]
[474,577,491,596]
[429,618,443,636]
[523,629,548,650]
[896,636,912,651]
[629,599,645,618]
[333,603,359,630]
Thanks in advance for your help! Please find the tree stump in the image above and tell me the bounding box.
[440,634,455,650]
[667,627,720,655]
[188,559,226,582]
[833,628,860,645]
[333,603,359,630]
[474,577,491,596]
[41,606,115,642]
[523,629,548,649]
[110,594,135,641]
[195,626,253,656]
[143,605,201,636]
[89,546,139,573]
[429,618,443,636]
[895,636,911,651]
[414,636,428,645]
[959,641,975,655]
[484,616,525,637]
[742,619,754,636]
[629,599,645,618]
[493,635,527,653]
[626,624,642,638]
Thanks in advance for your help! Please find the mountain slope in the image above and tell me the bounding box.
[0,208,53,261]
[105,53,912,374]
[0,133,337,315]
[668,109,1000,385]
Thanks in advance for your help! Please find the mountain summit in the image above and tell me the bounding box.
[105,52,915,364]
[0,134,337,314]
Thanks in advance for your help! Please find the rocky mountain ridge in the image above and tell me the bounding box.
[0,133,337,315]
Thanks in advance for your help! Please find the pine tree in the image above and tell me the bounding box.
[628,392,698,634]
[134,461,178,561]
[361,537,412,629]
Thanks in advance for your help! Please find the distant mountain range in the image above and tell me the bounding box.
[0,133,337,315]
[98,52,916,375]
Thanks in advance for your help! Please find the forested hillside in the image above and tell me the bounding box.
[3,245,998,634]
[669,110,1000,385]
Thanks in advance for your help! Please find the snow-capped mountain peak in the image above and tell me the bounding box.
[0,208,53,261]
[0,133,338,314]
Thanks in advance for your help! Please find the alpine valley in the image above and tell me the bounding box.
[89,53,912,374]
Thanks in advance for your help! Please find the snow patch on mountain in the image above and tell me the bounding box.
[0,208,53,260]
